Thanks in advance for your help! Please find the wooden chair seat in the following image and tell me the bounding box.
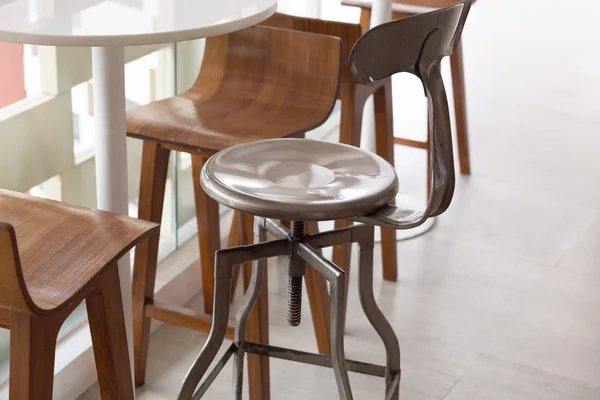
[0,188,158,312]
[127,93,331,154]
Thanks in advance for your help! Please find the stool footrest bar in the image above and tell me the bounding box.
[191,343,238,400]
[242,342,387,378]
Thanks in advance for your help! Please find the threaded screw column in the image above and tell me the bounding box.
[287,221,305,326]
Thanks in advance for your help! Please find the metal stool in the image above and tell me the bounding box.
[178,2,471,399]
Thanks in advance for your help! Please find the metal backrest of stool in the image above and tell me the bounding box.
[348,0,471,229]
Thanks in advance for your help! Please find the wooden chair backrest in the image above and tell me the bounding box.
[189,25,342,124]
[260,13,361,85]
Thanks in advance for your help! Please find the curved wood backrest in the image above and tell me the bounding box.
[350,0,471,221]
[0,223,38,314]
[260,13,361,85]
[188,25,342,133]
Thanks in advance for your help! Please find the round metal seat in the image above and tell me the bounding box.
[201,138,398,221]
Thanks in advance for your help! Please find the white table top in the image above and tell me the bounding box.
[0,0,277,46]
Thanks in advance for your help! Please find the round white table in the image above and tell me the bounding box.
[0,0,276,388]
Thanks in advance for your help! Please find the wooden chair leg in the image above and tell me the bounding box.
[333,83,367,292]
[241,212,270,400]
[131,141,170,387]
[9,311,64,400]
[450,41,471,175]
[359,9,371,32]
[192,155,221,315]
[305,221,332,355]
[87,266,135,400]
[374,79,398,282]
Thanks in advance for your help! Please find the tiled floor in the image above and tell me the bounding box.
[81,0,600,398]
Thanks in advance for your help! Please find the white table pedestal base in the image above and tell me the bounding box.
[91,45,135,388]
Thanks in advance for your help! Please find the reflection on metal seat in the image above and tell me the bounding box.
[201,138,398,221]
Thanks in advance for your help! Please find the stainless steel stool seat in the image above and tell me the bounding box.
[178,2,471,399]
[201,138,399,221]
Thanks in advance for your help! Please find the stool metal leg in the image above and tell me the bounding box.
[354,225,401,399]
[232,222,268,399]
[299,244,353,400]
[232,348,244,400]
[331,271,352,400]
[178,262,233,400]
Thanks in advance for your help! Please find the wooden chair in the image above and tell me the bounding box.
[261,12,400,285]
[342,0,473,179]
[126,25,342,399]
[0,188,158,400]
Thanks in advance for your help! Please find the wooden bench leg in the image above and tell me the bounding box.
[132,141,170,387]
[87,266,135,400]
[374,80,398,282]
[241,213,270,400]
[450,41,471,175]
[9,312,64,400]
